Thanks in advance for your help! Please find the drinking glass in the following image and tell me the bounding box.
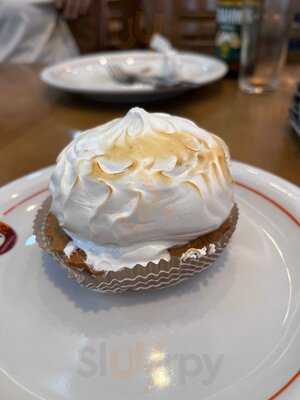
[239,0,292,94]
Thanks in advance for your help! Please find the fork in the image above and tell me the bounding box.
[107,64,197,89]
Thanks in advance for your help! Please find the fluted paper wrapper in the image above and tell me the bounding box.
[34,198,238,294]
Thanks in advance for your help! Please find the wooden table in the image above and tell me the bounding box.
[0,64,300,187]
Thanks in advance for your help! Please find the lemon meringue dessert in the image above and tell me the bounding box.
[35,108,238,293]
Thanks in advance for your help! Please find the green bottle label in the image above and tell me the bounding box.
[215,4,242,71]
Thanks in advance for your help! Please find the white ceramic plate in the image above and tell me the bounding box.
[41,50,228,102]
[0,161,299,400]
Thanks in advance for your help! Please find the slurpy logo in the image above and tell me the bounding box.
[77,341,224,389]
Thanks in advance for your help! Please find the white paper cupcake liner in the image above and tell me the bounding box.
[34,198,238,293]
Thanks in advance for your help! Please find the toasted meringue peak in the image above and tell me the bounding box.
[50,108,234,271]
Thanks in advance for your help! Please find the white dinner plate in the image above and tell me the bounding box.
[0,161,299,400]
[41,50,228,102]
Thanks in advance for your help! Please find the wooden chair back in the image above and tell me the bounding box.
[68,0,216,54]
[142,0,216,53]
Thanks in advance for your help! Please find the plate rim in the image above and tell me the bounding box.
[1,161,299,203]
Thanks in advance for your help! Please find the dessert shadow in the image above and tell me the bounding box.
[39,251,233,337]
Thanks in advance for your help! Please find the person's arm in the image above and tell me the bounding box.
[54,0,92,20]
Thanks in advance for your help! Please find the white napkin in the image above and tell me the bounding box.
[150,34,180,80]
[1,0,53,3]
